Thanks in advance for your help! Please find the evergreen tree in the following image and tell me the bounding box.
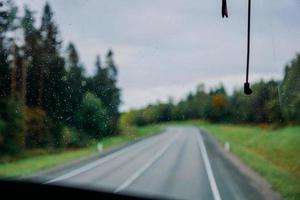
[92,55,112,135]
[39,3,68,146]
[0,0,25,153]
[75,92,108,139]
[39,3,67,121]
[22,7,43,106]
[91,51,120,135]
[280,54,300,122]
[65,42,85,124]
[103,50,120,134]
[92,55,106,100]
[0,0,17,99]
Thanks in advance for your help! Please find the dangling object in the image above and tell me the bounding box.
[244,0,252,95]
[244,82,252,95]
[222,0,228,18]
[222,0,253,95]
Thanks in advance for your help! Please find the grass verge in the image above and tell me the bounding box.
[179,120,300,200]
[0,124,161,178]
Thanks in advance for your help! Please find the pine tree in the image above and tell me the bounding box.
[65,42,85,124]
[0,0,25,153]
[104,50,120,135]
[93,55,106,100]
[22,7,43,106]
[280,54,300,121]
[91,51,120,135]
[39,3,67,119]
[10,43,27,99]
[39,3,68,146]
[0,0,17,99]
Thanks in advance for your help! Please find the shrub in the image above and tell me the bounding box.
[24,107,48,148]
[62,127,89,148]
[0,99,25,154]
[75,92,108,139]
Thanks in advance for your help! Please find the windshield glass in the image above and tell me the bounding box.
[0,0,299,200]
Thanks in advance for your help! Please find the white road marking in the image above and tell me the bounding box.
[45,135,160,184]
[197,131,222,200]
[114,133,180,193]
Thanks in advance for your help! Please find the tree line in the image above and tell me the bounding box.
[122,54,300,127]
[0,1,120,154]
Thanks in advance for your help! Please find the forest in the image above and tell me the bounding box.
[0,1,120,154]
[122,54,300,127]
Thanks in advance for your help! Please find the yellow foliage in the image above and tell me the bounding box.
[212,95,228,110]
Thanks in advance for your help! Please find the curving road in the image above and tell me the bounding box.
[36,127,267,200]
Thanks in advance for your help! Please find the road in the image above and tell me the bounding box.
[37,127,267,200]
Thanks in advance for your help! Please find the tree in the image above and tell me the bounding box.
[210,94,229,122]
[35,3,69,147]
[249,80,281,123]
[229,80,282,124]
[0,1,124,152]
[75,92,108,139]
[91,55,106,101]
[22,6,43,107]
[0,0,18,99]
[293,94,300,123]
[92,51,120,135]
[0,98,25,154]
[39,3,68,122]
[229,89,251,122]
[0,0,25,154]
[65,43,85,124]
[105,50,120,133]
[24,107,48,148]
[280,54,300,122]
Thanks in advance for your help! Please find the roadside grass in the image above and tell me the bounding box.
[178,120,300,200]
[0,124,161,178]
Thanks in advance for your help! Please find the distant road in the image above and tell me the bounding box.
[38,127,267,200]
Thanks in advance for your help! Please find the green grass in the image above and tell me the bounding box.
[178,120,300,200]
[0,124,161,178]
[0,147,95,177]
[100,124,161,150]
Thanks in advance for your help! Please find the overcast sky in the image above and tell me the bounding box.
[16,0,300,110]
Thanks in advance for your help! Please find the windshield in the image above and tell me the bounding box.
[0,0,299,200]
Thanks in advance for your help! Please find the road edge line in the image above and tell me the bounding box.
[200,128,283,200]
[197,131,222,200]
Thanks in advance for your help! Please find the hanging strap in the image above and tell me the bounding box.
[244,0,253,95]
[222,0,228,18]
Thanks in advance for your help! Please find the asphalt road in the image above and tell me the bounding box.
[38,127,267,200]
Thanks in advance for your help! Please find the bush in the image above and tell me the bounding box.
[0,119,6,149]
[44,118,64,148]
[75,92,108,139]
[121,110,147,126]
[62,127,89,148]
[0,99,25,154]
[208,95,229,122]
[24,107,48,148]
[293,94,300,123]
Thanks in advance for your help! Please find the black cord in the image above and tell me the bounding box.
[244,0,253,95]
[222,0,228,18]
